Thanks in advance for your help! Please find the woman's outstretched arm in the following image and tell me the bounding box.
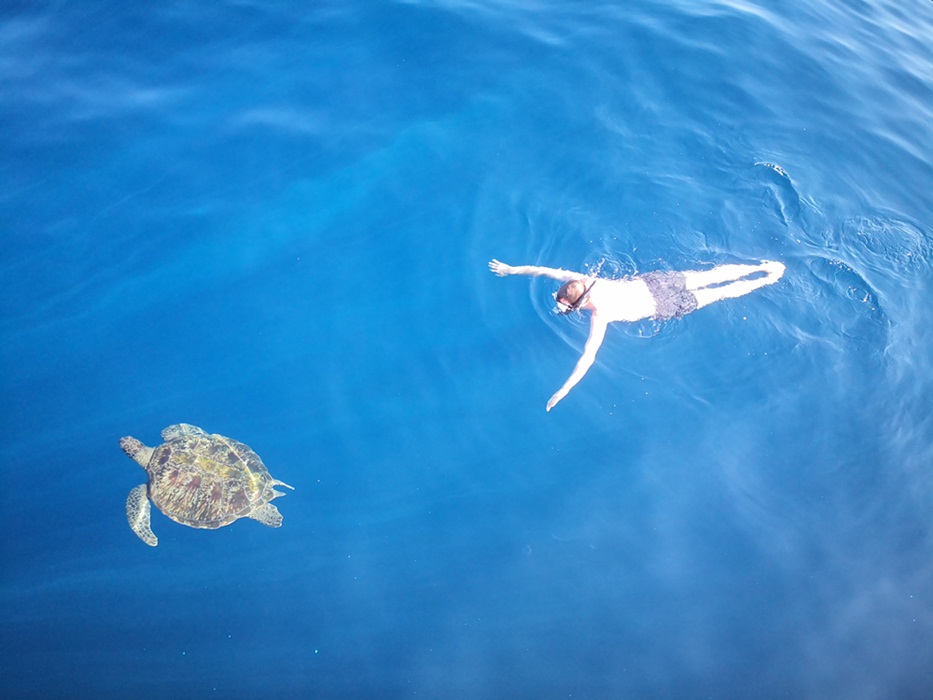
[546,316,608,411]
[489,259,579,282]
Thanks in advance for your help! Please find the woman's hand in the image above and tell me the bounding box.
[488,259,513,276]
[546,390,566,412]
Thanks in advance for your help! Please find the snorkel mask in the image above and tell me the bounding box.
[556,278,597,315]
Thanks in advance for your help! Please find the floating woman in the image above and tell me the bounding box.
[489,258,785,411]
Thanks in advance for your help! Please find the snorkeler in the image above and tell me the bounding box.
[489,258,785,411]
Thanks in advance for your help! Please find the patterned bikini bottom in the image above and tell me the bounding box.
[641,271,699,320]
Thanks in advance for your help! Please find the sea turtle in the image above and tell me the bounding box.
[120,423,293,546]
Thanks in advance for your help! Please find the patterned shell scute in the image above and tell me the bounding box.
[148,433,275,529]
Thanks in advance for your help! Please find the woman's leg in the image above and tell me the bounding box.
[681,262,771,289]
[686,261,785,309]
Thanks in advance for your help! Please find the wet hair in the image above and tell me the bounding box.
[556,279,587,307]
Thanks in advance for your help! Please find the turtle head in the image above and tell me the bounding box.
[120,436,154,469]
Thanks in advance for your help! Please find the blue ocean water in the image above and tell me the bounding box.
[2,0,932,697]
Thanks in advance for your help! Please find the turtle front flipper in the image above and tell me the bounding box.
[248,503,283,528]
[161,423,207,442]
[126,483,158,546]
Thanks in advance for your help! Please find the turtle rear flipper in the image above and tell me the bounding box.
[268,479,294,500]
[126,483,158,546]
[248,503,283,528]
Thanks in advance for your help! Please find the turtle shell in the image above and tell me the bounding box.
[147,430,277,529]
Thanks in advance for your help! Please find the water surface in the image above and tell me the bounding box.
[2,1,932,698]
